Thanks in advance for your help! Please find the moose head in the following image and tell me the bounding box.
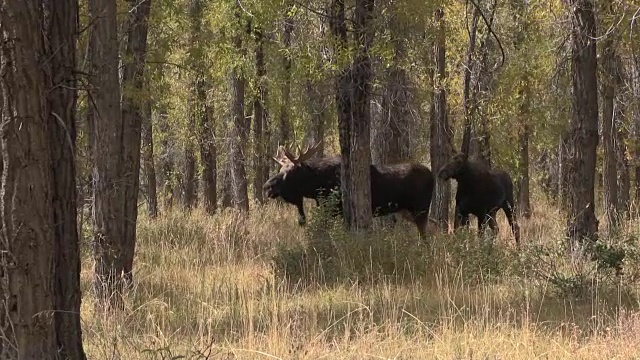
[438,152,469,180]
[263,141,323,201]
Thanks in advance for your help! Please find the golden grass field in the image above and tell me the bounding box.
[80,194,640,359]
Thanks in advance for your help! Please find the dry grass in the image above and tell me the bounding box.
[81,195,640,359]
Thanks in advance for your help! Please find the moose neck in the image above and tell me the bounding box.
[452,162,472,184]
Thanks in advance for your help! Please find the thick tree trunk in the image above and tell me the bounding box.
[121,0,152,286]
[602,37,618,230]
[430,9,453,229]
[88,0,127,308]
[0,2,57,356]
[566,0,599,246]
[253,30,269,203]
[229,7,249,211]
[141,101,158,218]
[336,0,374,230]
[279,7,294,145]
[46,0,87,356]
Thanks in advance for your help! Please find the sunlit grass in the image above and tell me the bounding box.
[81,196,640,359]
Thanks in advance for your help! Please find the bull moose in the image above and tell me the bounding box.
[438,152,520,243]
[263,142,435,239]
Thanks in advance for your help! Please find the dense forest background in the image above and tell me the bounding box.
[2,0,640,358]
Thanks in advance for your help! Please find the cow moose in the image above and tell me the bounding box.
[438,152,520,243]
[263,142,435,239]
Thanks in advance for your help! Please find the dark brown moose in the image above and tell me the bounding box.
[263,142,435,239]
[438,152,520,243]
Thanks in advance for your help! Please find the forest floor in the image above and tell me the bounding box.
[81,194,640,359]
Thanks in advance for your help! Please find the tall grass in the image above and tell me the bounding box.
[81,196,640,359]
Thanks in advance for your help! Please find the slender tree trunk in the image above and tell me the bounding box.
[253,29,269,203]
[305,78,327,157]
[229,6,249,211]
[336,0,374,230]
[430,8,453,229]
[197,79,217,214]
[121,0,152,286]
[221,154,234,208]
[46,0,87,356]
[157,107,175,209]
[141,100,158,218]
[279,6,294,145]
[88,0,126,308]
[182,145,197,209]
[566,0,599,246]
[602,36,619,230]
[632,53,640,209]
[0,2,57,356]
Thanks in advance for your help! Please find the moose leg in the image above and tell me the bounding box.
[503,202,520,244]
[454,204,470,230]
[413,211,429,241]
[295,200,307,225]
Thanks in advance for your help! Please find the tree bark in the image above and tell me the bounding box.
[601,36,618,230]
[0,2,58,356]
[182,145,197,209]
[88,0,127,308]
[229,6,249,211]
[430,8,453,229]
[121,0,152,286]
[157,107,176,209]
[141,100,158,218]
[566,0,599,246]
[253,30,269,203]
[46,0,87,356]
[460,7,480,155]
[336,0,374,231]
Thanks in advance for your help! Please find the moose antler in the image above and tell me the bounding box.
[272,145,289,166]
[283,140,323,165]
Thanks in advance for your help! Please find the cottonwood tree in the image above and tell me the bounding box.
[121,0,152,285]
[253,29,270,203]
[88,0,127,308]
[566,0,599,246]
[430,8,454,229]
[0,0,86,357]
[332,0,375,230]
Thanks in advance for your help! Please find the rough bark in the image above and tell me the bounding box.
[141,101,158,218]
[229,6,249,211]
[336,0,374,231]
[0,1,58,356]
[514,1,531,219]
[88,0,127,308]
[601,36,618,229]
[305,78,327,158]
[430,8,453,229]
[121,0,152,286]
[253,30,269,203]
[566,0,599,246]
[461,8,480,155]
[46,0,87,356]
[632,53,640,208]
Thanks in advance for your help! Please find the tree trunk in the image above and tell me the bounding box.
[0,2,57,356]
[221,154,234,209]
[121,0,152,286]
[88,0,127,308]
[182,145,197,209]
[430,8,453,229]
[141,101,158,218]
[157,107,175,209]
[513,1,532,219]
[336,0,374,231]
[566,0,599,246]
[601,36,618,230]
[632,53,640,209]
[253,29,269,203]
[197,79,217,214]
[229,6,249,211]
[305,78,327,157]
[279,6,294,146]
[46,0,87,356]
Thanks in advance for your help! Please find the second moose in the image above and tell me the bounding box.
[263,142,435,239]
